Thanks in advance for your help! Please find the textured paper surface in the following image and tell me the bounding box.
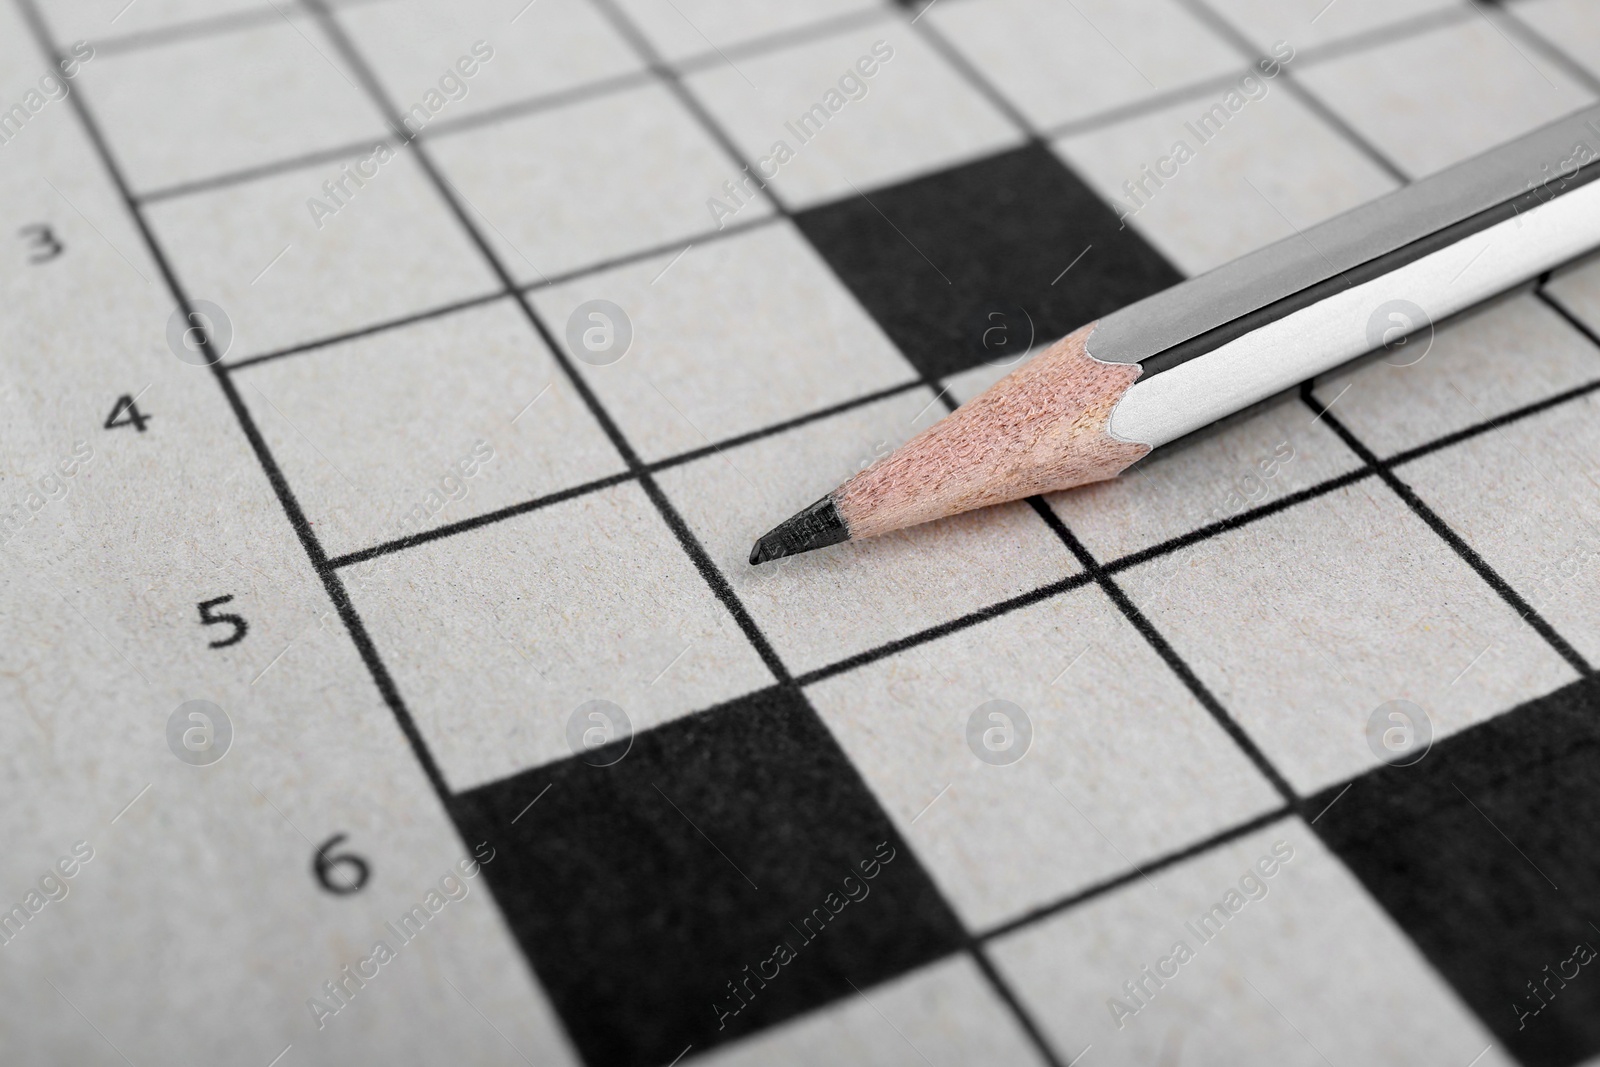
[5,1,1600,1065]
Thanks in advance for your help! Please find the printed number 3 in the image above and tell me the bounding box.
[19,224,63,264]
[197,595,248,649]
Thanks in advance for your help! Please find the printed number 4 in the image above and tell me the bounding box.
[104,394,151,432]
[197,595,248,648]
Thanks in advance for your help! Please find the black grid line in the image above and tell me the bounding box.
[84,0,316,58]
[979,804,1296,942]
[326,469,638,570]
[1539,279,1600,354]
[133,70,658,207]
[137,133,403,206]
[670,4,896,78]
[223,212,781,372]
[323,378,927,570]
[1282,3,1477,69]
[223,288,508,371]
[1382,367,1600,468]
[1041,65,1271,141]
[964,942,1070,1064]
[390,64,658,149]
[791,570,1097,687]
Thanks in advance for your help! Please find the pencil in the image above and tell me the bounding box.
[750,103,1600,565]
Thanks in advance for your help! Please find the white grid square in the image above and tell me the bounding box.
[1295,12,1595,178]
[346,480,774,791]
[1047,394,1365,563]
[1312,292,1600,458]
[236,299,626,559]
[528,221,917,462]
[683,17,1021,209]
[1053,86,1400,275]
[76,16,387,193]
[145,150,500,361]
[426,80,766,282]
[656,389,1077,677]
[806,584,1281,930]
[990,822,1512,1067]
[613,0,880,65]
[927,0,1245,132]
[1114,480,1579,795]
[338,0,643,126]
[697,956,1048,1067]
[1400,392,1600,665]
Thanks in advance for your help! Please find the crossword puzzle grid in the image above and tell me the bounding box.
[9,0,1600,1063]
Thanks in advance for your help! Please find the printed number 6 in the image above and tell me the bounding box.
[197,595,248,649]
[314,834,371,895]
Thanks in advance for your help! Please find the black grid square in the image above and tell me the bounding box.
[795,141,1183,380]
[1310,675,1600,1067]
[449,685,966,1067]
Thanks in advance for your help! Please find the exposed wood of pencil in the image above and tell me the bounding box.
[749,322,1148,563]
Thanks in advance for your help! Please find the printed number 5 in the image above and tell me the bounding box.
[197,595,248,649]
[19,224,63,263]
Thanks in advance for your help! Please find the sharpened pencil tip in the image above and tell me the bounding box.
[749,496,850,564]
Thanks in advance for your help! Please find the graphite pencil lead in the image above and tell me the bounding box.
[749,496,849,564]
